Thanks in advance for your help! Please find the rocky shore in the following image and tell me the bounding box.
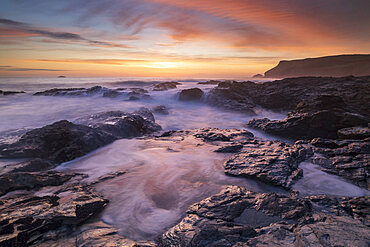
[0,76,369,246]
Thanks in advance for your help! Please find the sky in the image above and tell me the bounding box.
[0,0,369,78]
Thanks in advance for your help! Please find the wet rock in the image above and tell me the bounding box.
[214,144,243,153]
[224,139,310,189]
[338,126,370,140]
[158,186,370,247]
[152,82,181,91]
[75,110,161,138]
[297,138,370,189]
[248,94,369,140]
[0,90,25,96]
[0,184,108,247]
[152,105,169,115]
[193,128,253,142]
[178,88,204,101]
[0,171,75,196]
[0,120,115,163]
[34,86,123,98]
[157,186,311,247]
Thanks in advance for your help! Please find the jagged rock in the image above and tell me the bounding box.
[0,171,75,196]
[193,128,253,142]
[338,126,370,140]
[75,110,161,138]
[34,86,122,97]
[158,186,370,247]
[157,186,311,247]
[0,120,115,163]
[152,82,181,91]
[152,105,169,115]
[0,90,25,96]
[214,144,243,153]
[178,88,204,101]
[0,184,108,246]
[224,139,310,189]
[297,138,370,189]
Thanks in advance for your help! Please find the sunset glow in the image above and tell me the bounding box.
[0,0,369,77]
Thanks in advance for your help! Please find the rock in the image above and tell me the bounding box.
[193,128,253,142]
[264,54,370,78]
[0,120,115,163]
[338,126,370,140]
[34,86,124,98]
[0,90,25,96]
[0,184,108,246]
[214,144,243,153]
[224,139,309,189]
[75,110,161,138]
[158,186,370,247]
[248,94,369,140]
[152,105,169,115]
[157,186,311,247]
[178,88,204,101]
[297,138,370,189]
[152,82,181,91]
[0,171,76,196]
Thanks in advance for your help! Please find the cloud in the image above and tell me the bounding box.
[0,17,130,48]
[0,66,67,72]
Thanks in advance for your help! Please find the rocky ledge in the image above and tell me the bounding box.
[0,109,161,165]
[157,186,370,247]
[152,82,181,91]
[0,90,25,96]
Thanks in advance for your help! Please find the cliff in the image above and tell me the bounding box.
[264,54,370,78]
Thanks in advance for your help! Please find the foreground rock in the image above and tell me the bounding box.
[152,82,181,91]
[0,183,108,246]
[338,126,370,140]
[297,138,370,189]
[157,186,370,247]
[178,88,204,101]
[0,110,161,164]
[224,139,309,189]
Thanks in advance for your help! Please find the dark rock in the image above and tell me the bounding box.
[0,171,75,196]
[0,90,25,96]
[157,186,311,247]
[178,88,204,101]
[297,138,370,189]
[158,186,370,247]
[0,120,115,163]
[338,126,370,140]
[152,105,169,115]
[34,86,123,98]
[224,140,309,189]
[152,82,181,91]
[0,184,108,246]
[214,144,243,153]
[193,128,253,142]
[75,110,161,138]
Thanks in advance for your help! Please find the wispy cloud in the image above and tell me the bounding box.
[0,66,67,72]
[0,18,130,48]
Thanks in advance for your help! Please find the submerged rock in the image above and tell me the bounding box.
[178,88,204,101]
[152,105,169,115]
[224,139,309,189]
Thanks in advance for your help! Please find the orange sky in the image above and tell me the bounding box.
[0,0,369,78]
